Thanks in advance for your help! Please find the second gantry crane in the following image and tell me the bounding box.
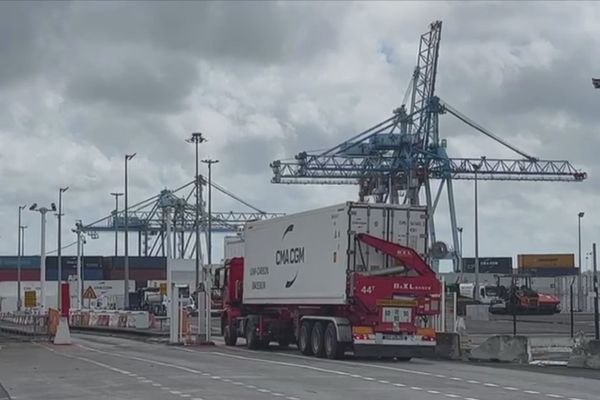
[270,21,587,271]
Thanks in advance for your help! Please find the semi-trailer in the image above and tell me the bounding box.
[216,202,443,360]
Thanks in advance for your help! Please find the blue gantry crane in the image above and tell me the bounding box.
[270,21,587,271]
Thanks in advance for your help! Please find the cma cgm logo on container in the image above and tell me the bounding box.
[276,224,305,288]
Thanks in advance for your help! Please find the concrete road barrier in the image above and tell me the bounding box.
[470,335,529,363]
[568,339,600,370]
[435,332,461,360]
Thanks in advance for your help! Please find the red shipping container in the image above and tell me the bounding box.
[0,269,40,281]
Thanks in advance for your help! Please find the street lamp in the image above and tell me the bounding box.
[457,227,463,275]
[57,186,69,311]
[578,211,585,311]
[124,153,136,309]
[73,221,86,309]
[17,205,26,311]
[110,192,123,256]
[30,202,57,313]
[186,133,206,301]
[473,157,485,301]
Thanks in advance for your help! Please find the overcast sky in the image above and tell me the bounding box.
[0,1,598,271]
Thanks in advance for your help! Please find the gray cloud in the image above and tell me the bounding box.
[0,1,598,270]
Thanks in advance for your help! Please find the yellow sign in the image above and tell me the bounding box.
[376,298,416,307]
[82,286,97,300]
[24,290,37,308]
[159,283,167,295]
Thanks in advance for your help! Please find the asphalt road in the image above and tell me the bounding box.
[0,334,598,400]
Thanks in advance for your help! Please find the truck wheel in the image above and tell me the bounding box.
[324,322,344,360]
[224,323,237,346]
[311,322,326,357]
[299,321,313,355]
[246,320,260,350]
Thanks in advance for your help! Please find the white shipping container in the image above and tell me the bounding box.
[224,235,245,259]
[243,202,427,305]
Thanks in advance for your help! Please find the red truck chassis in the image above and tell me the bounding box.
[220,233,442,360]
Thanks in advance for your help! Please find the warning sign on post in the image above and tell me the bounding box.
[24,290,37,308]
[159,283,167,295]
[82,286,97,300]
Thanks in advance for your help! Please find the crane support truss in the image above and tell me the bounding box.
[272,156,586,183]
[79,178,283,258]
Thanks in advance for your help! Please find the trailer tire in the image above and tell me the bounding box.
[324,322,344,360]
[311,322,326,358]
[224,323,237,346]
[299,321,313,355]
[246,320,260,350]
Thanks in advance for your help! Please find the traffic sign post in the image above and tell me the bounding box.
[82,286,97,300]
[24,290,37,308]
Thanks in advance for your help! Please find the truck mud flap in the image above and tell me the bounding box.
[352,344,435,359]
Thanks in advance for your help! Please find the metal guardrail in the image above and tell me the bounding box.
[0,312,50,338]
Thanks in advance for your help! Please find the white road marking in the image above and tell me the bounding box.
[465,398,480,400]
[180,395,192,398]
[546,395,563,399]
[393,383,406,387]
[484,383,499,387]
[272,393,284,397]
[286,397,300,400]
[467,380,480,384]
[362,377,375,381]
[141,380,153,383]
[170,391,182,395]
[161,387,172,391]
[434,374,446,378]
[525,390,541,394]
[504,387,519,391]
[232,381,244,385]
[449,377,462,381]
[378,380,390,384]
[428,390,441,394]
[257,388,271,393]
[349,374,362,378]
[410,386,423,390]
[445,395,460,398]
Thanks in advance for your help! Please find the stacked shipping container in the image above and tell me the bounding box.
[0,256,167,283]
[517,254,578,277]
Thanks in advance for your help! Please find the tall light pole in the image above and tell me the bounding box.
[457,227,463,275]
[110,192,123,256]
[201,159,219,271]
[473,157,484,301]
[186,133,206,300]
[57,186,69,311]
[17,205,26,311]
[578,211,584,311]
[30,202,56,313]
[202,158,218,342]
[124,153,136,309]
[20,225,27,257]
